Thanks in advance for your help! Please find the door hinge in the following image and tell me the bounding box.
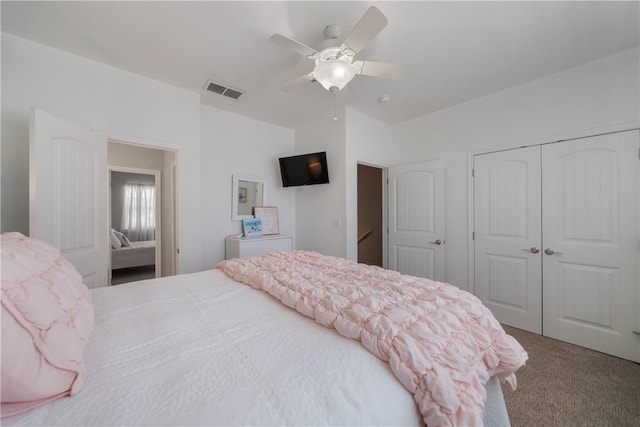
[472,168,475,177]
[177,248,180,254]
[472,231,475,240]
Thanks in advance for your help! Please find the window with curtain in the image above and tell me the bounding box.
[121,183,155,241]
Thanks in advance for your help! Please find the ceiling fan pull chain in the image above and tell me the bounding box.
[330,86,339,120]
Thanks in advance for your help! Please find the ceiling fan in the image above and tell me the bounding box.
[269,6,401,95]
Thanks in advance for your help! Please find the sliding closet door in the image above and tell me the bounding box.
[474,147,542,334]
[542,130,639,362]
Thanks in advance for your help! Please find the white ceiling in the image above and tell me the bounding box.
[2,1,638,129]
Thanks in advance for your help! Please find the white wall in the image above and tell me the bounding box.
[109,141,167,170]
[392,48,640,290]
[1,33,203,273]
[4,33,636,283]
[294,109,347,257]
[200,105,295,268]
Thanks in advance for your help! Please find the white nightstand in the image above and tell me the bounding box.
[225,235,293,259]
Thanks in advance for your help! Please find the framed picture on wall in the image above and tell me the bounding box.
[242,217,263,237]
[253,206,279,235]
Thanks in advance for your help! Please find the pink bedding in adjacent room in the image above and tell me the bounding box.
[217,250,528,427]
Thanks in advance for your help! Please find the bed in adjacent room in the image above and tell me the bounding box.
[111,240,156,270]
[1,233,527,426]
[110,227,155,272]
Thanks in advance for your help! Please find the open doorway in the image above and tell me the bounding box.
[357,163,385,267]
[108,141,177,285]
[109,168,160,284]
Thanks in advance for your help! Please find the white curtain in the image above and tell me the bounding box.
[121,183,155,241]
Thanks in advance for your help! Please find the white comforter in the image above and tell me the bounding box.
[4,269,508,426]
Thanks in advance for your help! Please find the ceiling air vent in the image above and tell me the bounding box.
[204,80,244,100]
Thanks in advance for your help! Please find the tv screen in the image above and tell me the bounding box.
[279,152,330,187]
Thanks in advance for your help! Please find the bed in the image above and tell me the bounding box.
[1,234,527,426]
[111,240,156,270]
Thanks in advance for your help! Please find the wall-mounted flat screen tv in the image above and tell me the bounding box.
[279,151,330,187]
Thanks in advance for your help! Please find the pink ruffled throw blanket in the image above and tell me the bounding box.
[217,251,527,426]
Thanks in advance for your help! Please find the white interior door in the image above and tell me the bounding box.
[30,108,108,288]
[473,147,542,333]
[388,160,445,281]
[542,130,639,362]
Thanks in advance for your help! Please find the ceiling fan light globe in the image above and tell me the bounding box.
[313,61,358,91]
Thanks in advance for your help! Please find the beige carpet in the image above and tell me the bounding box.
[501,326,640,427]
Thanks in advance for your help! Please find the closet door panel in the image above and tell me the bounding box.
[542,130,639,362]
[474,146,542,333]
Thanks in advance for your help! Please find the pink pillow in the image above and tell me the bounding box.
[1,232,94,417]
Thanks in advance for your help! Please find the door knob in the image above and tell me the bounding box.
[430,239,443,245]
[523,247,540,254]
[544,248,562,255]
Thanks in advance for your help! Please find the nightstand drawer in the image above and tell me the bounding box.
[225,235,293,259]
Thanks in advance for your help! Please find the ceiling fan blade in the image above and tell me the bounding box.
[343,6,388,55]
[269,34,317,57]
[281,73,314,91]
[359,61,402,79]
